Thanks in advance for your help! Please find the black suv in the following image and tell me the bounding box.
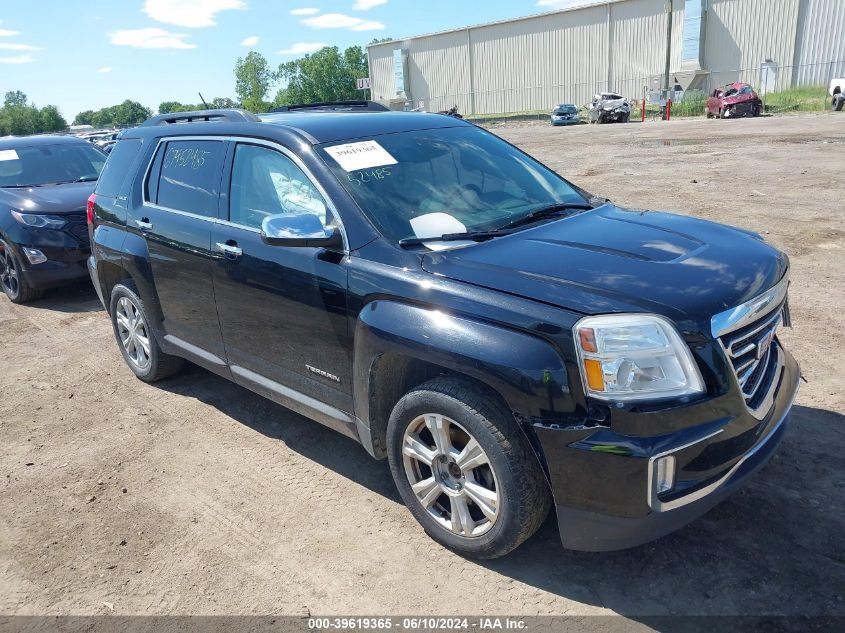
[0,135,105,303]
[89,106,799,558]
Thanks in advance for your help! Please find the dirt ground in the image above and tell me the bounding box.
[1,113,843,623]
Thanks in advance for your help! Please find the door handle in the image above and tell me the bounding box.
[215,241,243,257]
[135,218,153,231]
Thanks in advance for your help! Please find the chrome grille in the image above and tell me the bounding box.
[717,302,786,418]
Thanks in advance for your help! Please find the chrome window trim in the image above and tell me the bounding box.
[710,273,789,339]
[140,134,349,252]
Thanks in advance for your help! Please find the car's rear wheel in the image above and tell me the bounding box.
[0,239,43,304]
[387,377,550,559]
[834,95,844,112]
[109,281,184,382]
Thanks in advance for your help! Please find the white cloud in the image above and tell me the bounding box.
[0,42,39,51]
[98,66,112,73]
[0,29,21,37]
[353,0,388,9]
[110,28,196,49]
[302,13,385,30]
[290,8,320,15]
[143,0,245,28]
[277,42,328,55]
[240,35,259,46]
[0,55,35,64]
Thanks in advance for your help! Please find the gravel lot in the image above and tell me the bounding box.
[1,113,843,623]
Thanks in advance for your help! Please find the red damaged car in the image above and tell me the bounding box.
[706,82,763,119]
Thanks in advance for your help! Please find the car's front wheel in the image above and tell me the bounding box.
[109,281,184,382]
[387,377,551,559]
[0,239,43,304]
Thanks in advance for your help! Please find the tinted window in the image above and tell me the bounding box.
[318,126,584,242]
[95,139,142,198]
[0,143,106,188]
[229,144,328,230]
[155,140,225,217]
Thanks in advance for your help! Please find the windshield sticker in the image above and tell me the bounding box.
[346,166,392,185]
[325,140,397,172]
[0,149,19,162]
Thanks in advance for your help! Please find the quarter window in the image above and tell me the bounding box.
[229,144,328,231]
[154,140,226,217]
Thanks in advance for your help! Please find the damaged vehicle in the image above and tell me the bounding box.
[90,105,799,559]
[550,103,580,126]
[706,82,762,119]
[587,93,631,124]
[830,78,844,111]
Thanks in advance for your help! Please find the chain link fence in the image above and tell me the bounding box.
[391,59,845,124]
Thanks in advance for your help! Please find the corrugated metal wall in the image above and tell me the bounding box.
[793,0,845,85]
[367,0,844,115]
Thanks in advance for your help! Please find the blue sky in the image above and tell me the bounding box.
[0,0,581,121]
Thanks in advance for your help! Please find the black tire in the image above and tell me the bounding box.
[0,239,44,304]
[386,377,551,559]
[753,102,762,117]
[834,95,844,112]
[109,281,184,382]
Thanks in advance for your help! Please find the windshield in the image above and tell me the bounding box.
[554,106,577,114]
[0,143,106,188]
[318,126,586,242]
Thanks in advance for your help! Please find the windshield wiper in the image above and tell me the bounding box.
[51,176,99,185]
[494,202,595,232]
[398,229,514,248]
[0,183,42,188]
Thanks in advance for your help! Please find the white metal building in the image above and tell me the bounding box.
[367,0,845,114]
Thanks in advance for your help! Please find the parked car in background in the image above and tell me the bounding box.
[706,82,762,118]
[587,93,631,124]
[0,135,106,303]
[550,104,580,126]
[90,106,798,559]
[830,77,844,111]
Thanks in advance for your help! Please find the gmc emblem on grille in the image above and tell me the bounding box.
[756,329,775,360]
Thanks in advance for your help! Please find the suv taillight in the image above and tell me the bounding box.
[86,194,96,225]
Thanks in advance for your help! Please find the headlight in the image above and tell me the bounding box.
[574,314,704,402]
[10,210,67,229]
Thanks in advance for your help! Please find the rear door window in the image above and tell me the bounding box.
[152,140,226,217]
[95,139,142,199]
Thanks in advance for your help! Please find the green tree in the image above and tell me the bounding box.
[4,90,28,108]
[235,51,272,112]
[210,96,238,109]
[73,110,95,126]
[158,101,185,114]
[274,45,368,106]
[39,105,67,132]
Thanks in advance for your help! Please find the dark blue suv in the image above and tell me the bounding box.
[89,105,799,559]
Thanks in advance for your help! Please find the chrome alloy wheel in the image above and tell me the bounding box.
[402,413,499,537]
[0,245,19,298]
[116,296,151,371]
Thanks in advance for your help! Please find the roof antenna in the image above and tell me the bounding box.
[198,92,209,109]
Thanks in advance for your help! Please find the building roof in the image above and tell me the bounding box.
[366,0,629,50]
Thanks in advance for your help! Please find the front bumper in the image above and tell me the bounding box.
[535,342,800,551]
[3,223,90,289]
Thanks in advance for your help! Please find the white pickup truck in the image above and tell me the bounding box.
[831,78,845,111]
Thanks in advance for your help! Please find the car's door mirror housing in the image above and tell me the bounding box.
[260,214,343,248]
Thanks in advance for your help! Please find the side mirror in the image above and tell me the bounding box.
[260,214,343,249]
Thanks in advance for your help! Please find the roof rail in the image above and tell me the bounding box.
[271,100,390,113]
[140,108,261,127]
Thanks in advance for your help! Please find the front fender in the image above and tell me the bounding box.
[353,300,573,456]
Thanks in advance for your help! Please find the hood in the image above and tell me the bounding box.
[0,181,95,215]
[601,98,629,110]
[721,93,755,105]
[420,205,788,324]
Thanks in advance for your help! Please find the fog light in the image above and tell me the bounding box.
[22,248,47,265]
[655,456,676,495]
